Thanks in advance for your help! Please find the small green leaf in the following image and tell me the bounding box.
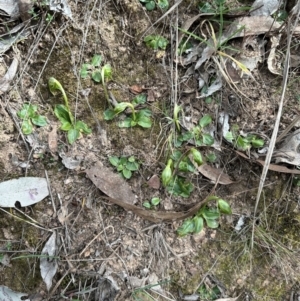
[109,156,120,167]
[137,109,152,117]
[137,116,152,128]
[104,109,117,120]
[91,54,102,67]
[128,156,135,163]
[178,160,195,172]
[114,102,130,114]
[167,176,194,197]
[22,120,33,134]
[145,1,155,10]
[102,64,112,81]
[118,118,133,128]
[143,202,151,209]
[177,219,195,236]
[202,208,220,220]
[190,148,203,165]
[206,152,217,163]
[54,104,72,124]
[205,218,219,229]
[199,115,212,128]
[117,165,124,172]
[61,121,72,131]
[218,199,232,214]
[31,115,47,127]
[157,0,169,9]
[18,104,37,119]
[225,131,234,142]
[144,35,168,50]
[75,121,92,134]
[80,64,90,79]
[132,94,147,106]
[122,168,132,179]
[251,138,264,148]
[126,161,139,171]
[236,136,250,151]
[193,216,204,233]
[151,197,160,206]
[162,159,172,187]
[92,70,102,82]
[202,133,214,145]
[68,128,80,144]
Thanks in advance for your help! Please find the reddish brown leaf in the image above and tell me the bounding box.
[129,85,143,94]
[236,151,300,174]
[48,124,58,154]
[147,89,155,102]
[198,164,234,185]
[147,174,160,189]
[86,161,213,223]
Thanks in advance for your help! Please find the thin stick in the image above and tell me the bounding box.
[251,19,292,250]
[45,170,56,216]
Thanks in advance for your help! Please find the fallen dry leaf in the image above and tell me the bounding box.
[129,85,143,94]
[198,164,235,185]
[147,89,156,102]
[86,161,213,223]
[0,58,18,94]
[86,161,137,205]
[48,124,58,154]
[147,174,160,189]
[236,151,300,174]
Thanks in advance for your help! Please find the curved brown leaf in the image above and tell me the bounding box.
[86,162,211,223]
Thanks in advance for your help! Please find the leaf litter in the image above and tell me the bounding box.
[1,0,300,299]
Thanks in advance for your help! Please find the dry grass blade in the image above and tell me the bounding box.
[251,17,294,249]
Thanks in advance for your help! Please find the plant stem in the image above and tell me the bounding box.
[101,69,110,104]
[128,103,136,121]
